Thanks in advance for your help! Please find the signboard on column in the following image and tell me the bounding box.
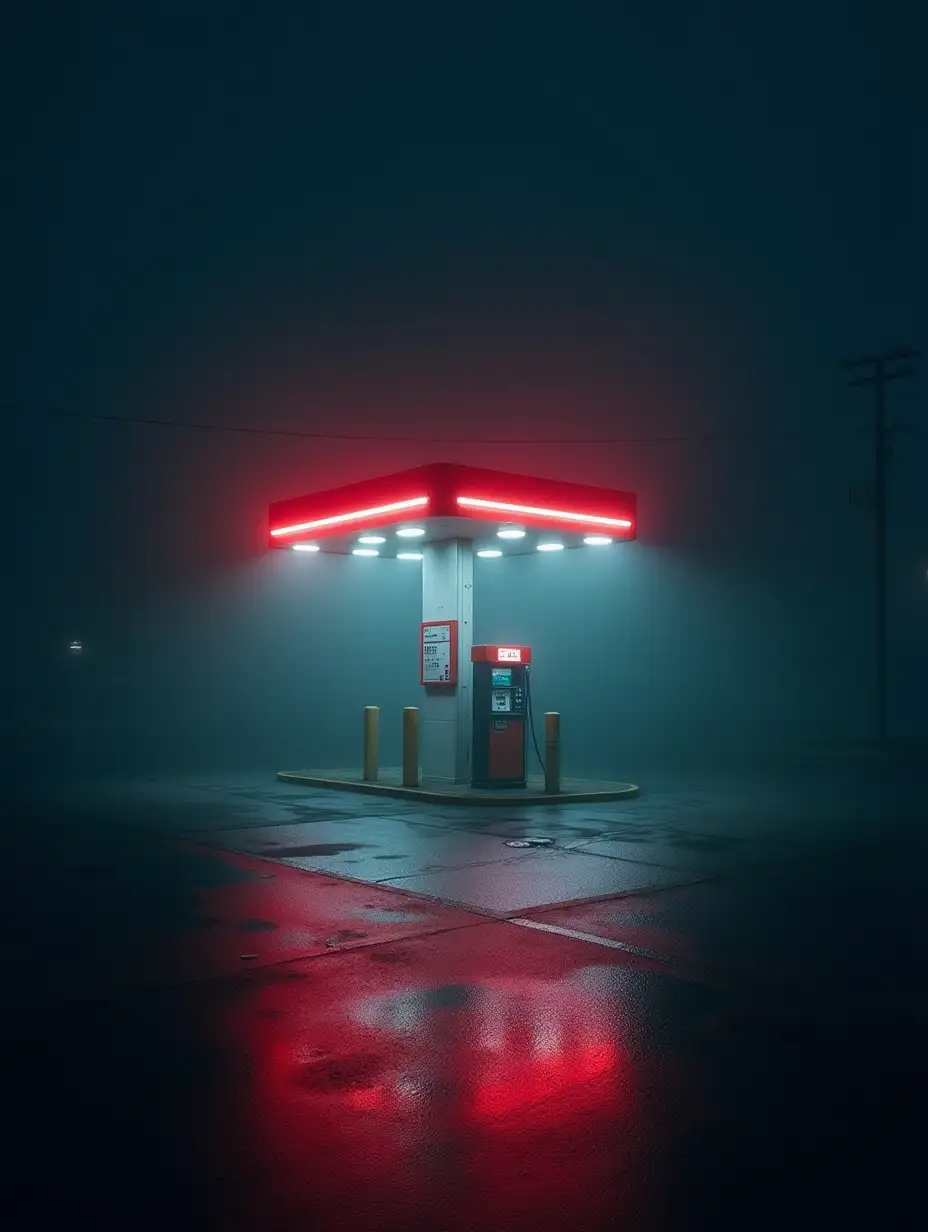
[420,620,458,686]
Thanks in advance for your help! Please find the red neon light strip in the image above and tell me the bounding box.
[456,496,633,529]
[270,496,429,538]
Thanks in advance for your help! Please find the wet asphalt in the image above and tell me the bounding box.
[1,763,926,1230]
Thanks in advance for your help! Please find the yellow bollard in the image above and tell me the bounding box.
[544,711,560,795]
[402,707,420,787]
[363,706,379,781]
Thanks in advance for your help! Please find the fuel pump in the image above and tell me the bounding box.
[470,645,532,789]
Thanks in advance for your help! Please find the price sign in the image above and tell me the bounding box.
[420,621,457,685]
[496,647,522,662]
[422,624,450,646]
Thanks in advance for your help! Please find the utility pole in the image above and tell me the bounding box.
[841,347,919,747]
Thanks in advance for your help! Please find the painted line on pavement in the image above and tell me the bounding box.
[508,917,675,963]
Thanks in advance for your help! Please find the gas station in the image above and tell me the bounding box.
[268,462,640,804]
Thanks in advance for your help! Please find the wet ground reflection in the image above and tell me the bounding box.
[197,939,672,1231]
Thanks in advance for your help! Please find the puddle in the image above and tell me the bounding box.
[355,906,428,923]
[296,1051,386,1093]
[259,842,369,857]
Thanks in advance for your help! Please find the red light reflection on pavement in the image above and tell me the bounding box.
[451,978,629,1125]
[205,927,654,1232]
[471,1039,620,1120]
[140,844,480,989]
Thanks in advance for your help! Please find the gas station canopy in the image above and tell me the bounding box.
[268,463,637,556]
[270,463,639,785]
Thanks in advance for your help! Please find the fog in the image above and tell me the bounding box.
[5,3,925,785]
[8,400,925,783]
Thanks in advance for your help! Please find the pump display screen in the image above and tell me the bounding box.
[491,690,513,713]
[491,668,513,687]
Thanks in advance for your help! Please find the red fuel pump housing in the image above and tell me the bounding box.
[471,645,532,789]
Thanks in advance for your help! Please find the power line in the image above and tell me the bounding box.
[841,346,920,748]
[14,404,898,446]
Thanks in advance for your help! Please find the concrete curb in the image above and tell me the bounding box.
[276,770,640,806]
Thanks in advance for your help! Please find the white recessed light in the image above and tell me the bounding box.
[583,535,613,546]
[357,534,386,544]
[536,542,564,552]
[292,543,321,552]
[477,548,503,558]
[496,527,526,540]
[397,551,423,560]
[352,548,379,557]
[396,527,426,538]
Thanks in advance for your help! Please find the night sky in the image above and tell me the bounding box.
[6,2,926,769]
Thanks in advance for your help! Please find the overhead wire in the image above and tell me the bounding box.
[16,404,903,446]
